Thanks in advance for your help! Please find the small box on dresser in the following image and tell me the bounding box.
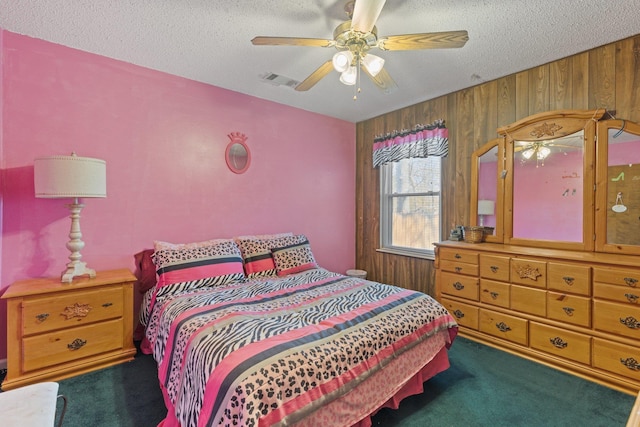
[1,269,137,390]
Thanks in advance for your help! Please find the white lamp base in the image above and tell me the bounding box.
[61,201,96,283]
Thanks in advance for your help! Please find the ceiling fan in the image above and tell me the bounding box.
[251,0,469,97]
[514,134,584,166]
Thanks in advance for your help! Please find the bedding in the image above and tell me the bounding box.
[139,239,457,427]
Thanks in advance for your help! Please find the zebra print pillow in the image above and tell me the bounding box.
[236,234,305,278]
[152,238,245,291]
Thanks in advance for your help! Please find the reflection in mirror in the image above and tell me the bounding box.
[606,128,640,246]
[477,146,498,235]
[512,130,584,241]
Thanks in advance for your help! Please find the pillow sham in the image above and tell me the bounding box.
[271,237,318,276]
[236,234,306,278]
[152,238,245,289]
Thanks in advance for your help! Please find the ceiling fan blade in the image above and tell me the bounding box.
[251,36,334,48]
[363,66,398,94]
[351,0,386,33]
[378,30,469,50]
[295,60,334,91]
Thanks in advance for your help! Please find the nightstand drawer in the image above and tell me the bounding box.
[22,318,124,372]
[529,322,591,365]
[22,286,124,336]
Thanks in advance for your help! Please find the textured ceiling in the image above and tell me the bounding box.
[2,0,640,123]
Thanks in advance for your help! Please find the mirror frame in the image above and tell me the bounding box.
[471,138,505,243]
[225,133,251,174]
[595,119,640,255]
[497,109,604,251]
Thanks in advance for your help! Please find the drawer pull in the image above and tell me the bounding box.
[620,357,640,371]
[455,267,462,273]
[562,276,574,286]
[62,303,92,320]
[102,302,113,308]
[67,338,87,351]
[495,322,511,332]
[625,293,639,303]
[549,337,568,349]
[453,281,465,291]
[454,253,462,259]
[490,292,499,300]
[490,266,499,273]
[35,313,49,322]
[562,307,574,316]
[620,316,640,329]
[452,310,465,319]
[624,277,639,287]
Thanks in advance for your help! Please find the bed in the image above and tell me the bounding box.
[136,234,458,427]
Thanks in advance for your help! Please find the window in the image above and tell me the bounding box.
[380,156,441,259]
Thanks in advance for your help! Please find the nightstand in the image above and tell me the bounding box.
[1,269,137,391]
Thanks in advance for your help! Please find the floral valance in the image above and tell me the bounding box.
[372,119,448,167]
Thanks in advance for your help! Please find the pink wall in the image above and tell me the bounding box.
[0,31,356,360]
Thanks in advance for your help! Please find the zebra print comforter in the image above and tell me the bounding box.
[143,268,458,427]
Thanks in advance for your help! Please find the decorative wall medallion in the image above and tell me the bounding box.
[62,302,92,320]
[529,122,562,138]
[516,265,542,281]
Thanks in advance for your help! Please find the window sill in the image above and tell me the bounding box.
[376,247,435,261]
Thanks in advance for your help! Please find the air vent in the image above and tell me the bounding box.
[259,72,300,89]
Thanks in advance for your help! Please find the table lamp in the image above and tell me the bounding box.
[477,199,495,227]
[34,153,107,283]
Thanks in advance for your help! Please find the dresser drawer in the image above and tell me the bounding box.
[22,286,124,336]
[529,322,591,365]
[510,285,546,317]
[479,309,528,346]
[594,300,640,340]
[594,282,640,305]
[547,262,590,296]
[440,272,479,301]
[594,267,640,289]
[440,260,479,276]
[510,258,546,288]
[547,292,591,327]
[439,248,479,265]
[593,338,640,382]
[22,318,124,372]
[480,254,510,281]
[440,298,479,330]
[480,279,510,308]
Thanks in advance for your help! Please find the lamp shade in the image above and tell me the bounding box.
[34,154,107,198]
[478,199,495,215]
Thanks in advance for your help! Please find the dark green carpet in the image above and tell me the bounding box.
[48,337,634,426]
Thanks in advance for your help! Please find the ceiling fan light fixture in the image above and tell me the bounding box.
[340,66,358,85]
[362,53,384,77]
[332,51,353,73]
[538,146,551,159]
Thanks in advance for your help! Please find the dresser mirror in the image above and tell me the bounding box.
[496,110,603,250]
[596,119,640,255]
[470,139,504,242]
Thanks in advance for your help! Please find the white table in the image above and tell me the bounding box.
[0,382,64,426]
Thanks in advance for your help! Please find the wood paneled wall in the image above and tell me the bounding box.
[356,34,640,297]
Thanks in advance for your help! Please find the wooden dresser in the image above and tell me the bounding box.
[435,241,640,394]
[1,269,137,390]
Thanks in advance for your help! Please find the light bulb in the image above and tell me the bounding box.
[362,53,385,77]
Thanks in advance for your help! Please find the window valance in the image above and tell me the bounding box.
[372,119,448,167]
